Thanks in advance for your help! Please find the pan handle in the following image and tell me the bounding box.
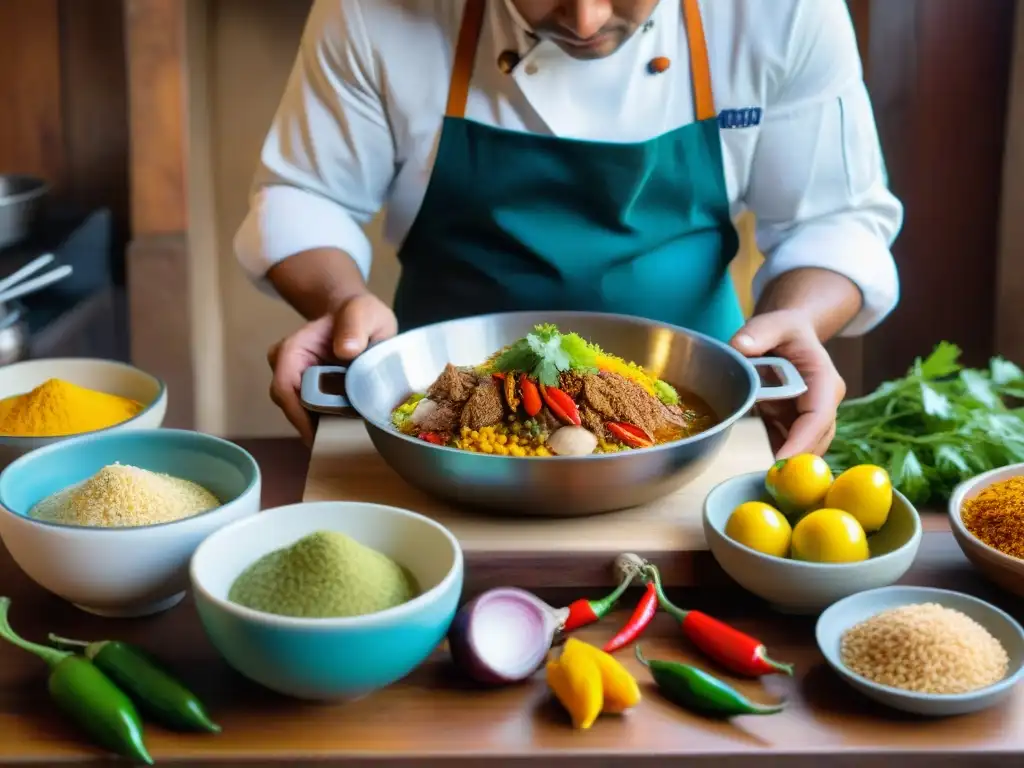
[300,365,352,413]
[749,357,807,402]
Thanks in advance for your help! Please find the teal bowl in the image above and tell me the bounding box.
[189,501,464,701]
[703,471,922,613]
[0,429,261,617]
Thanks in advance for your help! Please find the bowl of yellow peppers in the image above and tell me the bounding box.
[702,456,922,614]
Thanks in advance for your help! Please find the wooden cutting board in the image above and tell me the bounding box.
[304,416,775,590]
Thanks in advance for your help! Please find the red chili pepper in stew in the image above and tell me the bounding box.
[417,431,447,445]
[645,565,793,677]
[539,385,581,426]
[606,421,653,449]
[602,579,658,653]
[519,374,542,417]
[561,568,636,632]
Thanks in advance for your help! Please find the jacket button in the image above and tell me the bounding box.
[647,56,671,74]
[497,50,521,74]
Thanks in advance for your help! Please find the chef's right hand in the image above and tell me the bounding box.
[268,293,398,446]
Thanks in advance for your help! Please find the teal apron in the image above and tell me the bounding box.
[394,0,745,342]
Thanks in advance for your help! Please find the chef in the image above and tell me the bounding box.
[236,0,903,454]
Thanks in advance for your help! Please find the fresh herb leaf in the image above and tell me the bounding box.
[991,357,1024,385]
[919,341,963,379]
[826,342,1024,504]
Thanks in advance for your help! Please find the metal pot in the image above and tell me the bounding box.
[301,311,806,517]
[0,175,48,251]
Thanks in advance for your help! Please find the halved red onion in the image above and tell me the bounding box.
[448,588,569,685]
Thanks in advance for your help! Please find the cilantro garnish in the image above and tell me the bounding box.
[491,324,598,386]
[825,342,1024,505]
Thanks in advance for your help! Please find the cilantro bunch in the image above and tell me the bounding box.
[489,324,598,386]
[825,342,1024,506]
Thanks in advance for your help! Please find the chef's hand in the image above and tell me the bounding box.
[267,293,397,445]
[730,309,846,459]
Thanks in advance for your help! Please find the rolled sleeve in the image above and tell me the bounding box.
[235,186,373,291]
[233,0,394,291]
[746,0,903,337]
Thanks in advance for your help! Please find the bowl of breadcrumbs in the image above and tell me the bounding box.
[816,585,1024,716]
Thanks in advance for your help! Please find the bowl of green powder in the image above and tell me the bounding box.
[189,501,463,701]
[0,428,261,617]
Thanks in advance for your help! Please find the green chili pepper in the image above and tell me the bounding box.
[634,645,784,717]
[49,634,221,734]
[0,598,153,764]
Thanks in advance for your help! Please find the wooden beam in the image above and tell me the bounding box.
[124,0,195,428]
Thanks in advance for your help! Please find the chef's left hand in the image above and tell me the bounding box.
[730,309,846,459]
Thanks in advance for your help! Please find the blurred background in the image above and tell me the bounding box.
[0,0,1019,438]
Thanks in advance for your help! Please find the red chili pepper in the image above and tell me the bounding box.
[519,374,542,417]
[645,565,793,677]
[561,568,636,632]
[491,372,506,381]
[417,431,447,445]
[539,385,581,426]
[602,580,658,653]
[606,421,653,449]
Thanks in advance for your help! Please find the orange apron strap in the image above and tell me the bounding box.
[445,0,486,118]
[681,0,716,121]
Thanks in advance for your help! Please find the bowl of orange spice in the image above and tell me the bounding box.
[0,358,167,467]
[949,465,1024,597]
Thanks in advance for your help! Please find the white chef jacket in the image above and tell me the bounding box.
[234,0,903,337]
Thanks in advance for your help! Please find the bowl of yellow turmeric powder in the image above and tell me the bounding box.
[950,464,1024,598]
[0,358,167,466]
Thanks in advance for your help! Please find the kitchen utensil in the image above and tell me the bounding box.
[0,263,72,305]
[305,416,775,590]
[816,586,1024,716]
[300,311,806,517]
[0,429,261,617]
[948,463,1024,598]
[0,357,168,467]
[190,501,462,701]
[0,175,48,250]
[0,252,54,296]
[703,471,922,613]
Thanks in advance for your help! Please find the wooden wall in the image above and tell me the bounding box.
[857,0,1017,384]
[0,0,131,266]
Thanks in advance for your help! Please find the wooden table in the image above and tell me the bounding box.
[3,440,1024,766]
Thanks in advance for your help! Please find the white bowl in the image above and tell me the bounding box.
[0,358,167,468]
[0,429,261,617]
[949,463,1024,598]
[703,472,922,613]
[817,586,1024,716]
[190,501,464,701]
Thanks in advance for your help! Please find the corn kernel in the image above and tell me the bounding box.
[535,446,551,457]
[469,430,479,439]
[495,444,509,456]
[496,434,507,445]
[481,443,494,453]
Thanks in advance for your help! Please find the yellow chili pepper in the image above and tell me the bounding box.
[562,637,641,714]
[546,653,603,730]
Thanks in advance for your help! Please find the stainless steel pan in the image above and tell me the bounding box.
[301,311,805,517]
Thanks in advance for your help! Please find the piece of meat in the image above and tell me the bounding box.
[658,402,689,430]
[416,401,461,434]
[581,373,663,439]
[460,380,505,430]
[427,364,478,404]
[579,405,609,440]
[535,406,564,433]
[558,371,584,399]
